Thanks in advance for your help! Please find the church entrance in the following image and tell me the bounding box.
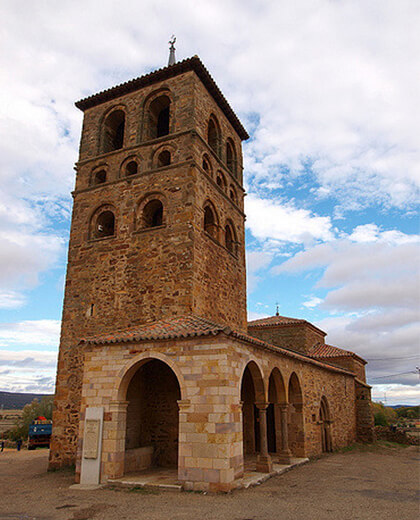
[124,359,181,474]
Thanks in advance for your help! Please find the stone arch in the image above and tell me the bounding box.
[203,199,219,240]
[89,203,117,240]
[207,114,221,157]
[216,170,227,191]
[267,368,287,454]
[202,153,213,177]
[117,354,184,472]
[226,138,237,176]
[151,143,176,169]
[99,105,126,154]
[224,219,238,255]
[288,372,305,457]
[320,395,332,453]
[116,351,186,402]
[136,192,167,230]
[120,155,141,177]
[141,88,174,141]
[240,360,265,456]
[229,185,237,204]
[90,164,108,186]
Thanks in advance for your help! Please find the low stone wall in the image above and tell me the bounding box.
[374,426,420,446]
[124,446,153,474]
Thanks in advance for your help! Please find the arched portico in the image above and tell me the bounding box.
[268,368,292,463]
[288,372,305,457]
[240,360,272,473]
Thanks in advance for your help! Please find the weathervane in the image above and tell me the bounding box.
[168,35,176,66]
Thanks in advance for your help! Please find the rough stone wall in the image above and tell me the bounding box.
[76,333,361,491]
[247,324,326,354]
[325,356,367,382]
[355,381,375,443]
[50,69,248,468]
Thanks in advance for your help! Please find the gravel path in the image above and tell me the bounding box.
[0,444,418,520]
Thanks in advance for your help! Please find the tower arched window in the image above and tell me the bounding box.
[226,139,236,176]
[101,110,125,153]
[142,200,163,228]
[92,169,106,185]
[94,211,115,238]
[125,160,138,176]
[216,171,226,191]
[157,150,171,167]
[207,117,220,156]
[229,187,237,204]
[203,204,218,239]
[225,222,237,255]
[149,95,171,139]
[202,154,212,176]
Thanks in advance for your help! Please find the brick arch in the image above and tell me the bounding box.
[98,104,128,155]
[202,153,213,178]
[287,371,305,457]
[115,351,186,402]
[90,163,109,186]
[120,154,142,178]
[207,114,221,157]
[268,367,286,404]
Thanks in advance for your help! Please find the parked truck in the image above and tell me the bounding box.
[28,416,52,450]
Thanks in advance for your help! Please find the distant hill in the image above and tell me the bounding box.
[0,391,53,410]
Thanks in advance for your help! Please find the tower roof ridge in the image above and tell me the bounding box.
[75,56,249,140]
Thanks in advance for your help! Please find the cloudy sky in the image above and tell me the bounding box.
[1,0,419,405]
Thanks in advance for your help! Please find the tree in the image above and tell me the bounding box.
[7,396,53,442]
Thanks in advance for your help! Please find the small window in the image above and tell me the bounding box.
[208,117,220,156]
[202,156,211,175]
[229,187,237,203]
[92,169,106,185]
[216,171,226,191]
[126,160,138,176]
[149,95,171,139]
[204,205,218,239]
[225,225,234,252]
[157,150,171,167]
[94,211,115,238]
[142,200,163,228]
[102,110,125,153]
[226,140,236,175]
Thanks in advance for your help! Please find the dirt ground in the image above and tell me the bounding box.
[0,444,418,520]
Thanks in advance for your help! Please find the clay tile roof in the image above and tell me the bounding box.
[309,343,367,365]
[75,56,249,141]
[248,315,306,327]
[80,314,230,345]
[247,314,326,336]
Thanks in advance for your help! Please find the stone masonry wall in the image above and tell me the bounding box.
[50,68,248,468]
[248,324,326,355]
[77,333,358,491]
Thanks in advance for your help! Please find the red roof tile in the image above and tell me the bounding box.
[75,56,249,140]
[81,314,230,345]
[309,343,366,364]
[247,314,326,336]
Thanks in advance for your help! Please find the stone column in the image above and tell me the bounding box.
[103,400,128,481]
[256,402,272,473]
[276,403,292,464]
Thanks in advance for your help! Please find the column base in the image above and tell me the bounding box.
[256,454,272,473]
[276,450,293,464]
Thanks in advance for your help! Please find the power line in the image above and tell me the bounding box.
[366,355,420,361]
[370,370,417,381]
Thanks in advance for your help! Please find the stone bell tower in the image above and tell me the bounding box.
[49,54,249,467]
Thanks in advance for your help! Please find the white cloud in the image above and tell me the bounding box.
[0,320,61,348]
[246,194,334,246]
[302,296,323,309]
[0,290,26,309]
[246,250,274,293]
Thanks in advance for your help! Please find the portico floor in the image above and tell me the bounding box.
[107,456,309,492]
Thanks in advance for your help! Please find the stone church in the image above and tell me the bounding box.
[49,52,374,491]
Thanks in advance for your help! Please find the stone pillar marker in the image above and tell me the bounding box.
[80,407,104,485]
[256,402,272,473]
[277,403,292,464]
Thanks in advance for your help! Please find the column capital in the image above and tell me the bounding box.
[255,402,269,410]
[278,403,289,411]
